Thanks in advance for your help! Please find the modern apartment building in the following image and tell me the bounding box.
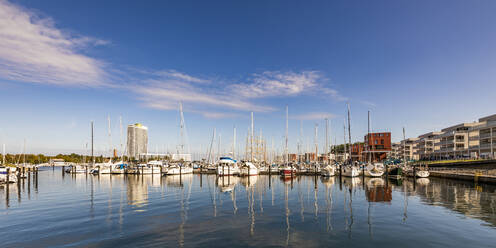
[470,114,496,159]
[415,132,442,160]
[398,138,419,160]
[127,123,148,158]
[363,132,392,162]
[433,122,479,159]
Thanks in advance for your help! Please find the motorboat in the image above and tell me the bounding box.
[216,157,239,176]
[72,165,88,173]
[388,166,402,179]
[111,162,127,174]
[0,166,17,183]
[270,164,280,173]
[281,164,296,177]
[240,161,259,176]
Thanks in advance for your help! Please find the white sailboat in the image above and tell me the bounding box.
[321,164,335,177]
[240,161,259,176]
[342,165,360,177]
[364,164,384,177]
[364,111,384,177]
[166,163,193,175]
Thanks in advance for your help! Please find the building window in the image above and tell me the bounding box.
[381,140,384,145]
[375,140,378,145]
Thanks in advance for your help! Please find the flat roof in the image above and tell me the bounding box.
[479,114,496,122]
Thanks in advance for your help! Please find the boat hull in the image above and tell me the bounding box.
[415,170,429,178]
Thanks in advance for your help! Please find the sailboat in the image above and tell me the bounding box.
[364,111,384,177]
[165,162,193,175]
[321,164,335,177]
[281,105,294,177]
[342,103,359,178]
[240,161,259,176]
[415,164,430,178]
[342,165,360,177]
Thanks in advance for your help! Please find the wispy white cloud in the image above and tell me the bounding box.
[230,71,320,98]
[0,0,347,118]
[154,69,209,83]
[0,0,108,86]
[291,112,336,120]
[131,72,275,113]
[132,70,347,116]
[359,100,377,108]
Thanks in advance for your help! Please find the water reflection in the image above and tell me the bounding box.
[2,169,496,247]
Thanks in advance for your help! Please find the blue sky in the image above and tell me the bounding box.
[0,0,495,156]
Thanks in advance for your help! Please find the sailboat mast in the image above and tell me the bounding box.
[285,105,289,166]
[343,121,347,163]
[325,118,329,165]
[2,144,5,165]
[251,112,254,162]
[91,121,95,165]
[108,115,112,158]
[23,139,26,166]
[120,116,123,158]
[347,102,352,148]
[233,125,236,159]
[403,127,406,166]
[314,123,318,162]
[368,110,371,163]
[179,102,185,154]
[207,128,216,164]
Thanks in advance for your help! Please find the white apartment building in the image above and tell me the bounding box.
[399,138,419,160]
[470,114,496,159]
[433,122,479,159]
[415,132,442,160]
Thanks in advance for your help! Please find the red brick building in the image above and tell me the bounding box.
[350,143,364,162]
[364,132,392,162]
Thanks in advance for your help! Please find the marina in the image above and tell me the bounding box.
[1,167,496,247]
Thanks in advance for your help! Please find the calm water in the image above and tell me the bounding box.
[1,168,496,247]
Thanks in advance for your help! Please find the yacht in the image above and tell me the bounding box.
[0,166,17,183]
[110,161,127,174]
[281,164,295,177]
[216,157,239,176]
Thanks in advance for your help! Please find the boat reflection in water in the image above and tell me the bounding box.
[217,175,239,192]
[165,174,193,188]
[240,175,258,188]
[416,177,430,186]
[5,169,496,248]
[364,178,392,203]
[342,176,361,188]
